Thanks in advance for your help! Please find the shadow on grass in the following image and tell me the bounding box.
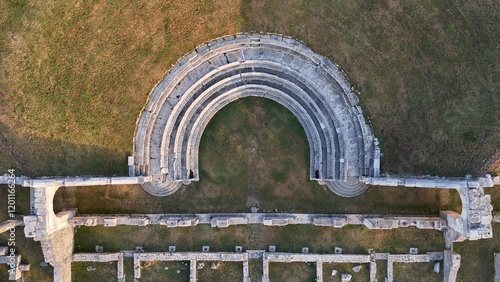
[453,224,500,282]
[0,122,129,177]
[52,97,463,215]
[73,225,445,254]
[0,227,53,282]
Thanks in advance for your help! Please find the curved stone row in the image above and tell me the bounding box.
[133,33,378,197]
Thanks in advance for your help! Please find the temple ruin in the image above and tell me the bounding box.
[1,33,499,281]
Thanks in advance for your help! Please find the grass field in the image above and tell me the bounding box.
[0,0,497,177]
[453,224,500,282]
[270,262,316,282]
[0,0,498,281]
[137,261,190,282]
[72,262,116,282]
[323,262,371,282]
[71,224,446,281]
[73,225,446,255]
[0,0,243,176]
[52,98,463,215]
[392,262,441,282]
[242,0,499,176]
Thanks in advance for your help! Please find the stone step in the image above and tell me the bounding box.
[133,33,376,197]
[325,179,368,198]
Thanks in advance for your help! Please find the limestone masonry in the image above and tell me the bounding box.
[0,33,499,281]
[132,33,379,197]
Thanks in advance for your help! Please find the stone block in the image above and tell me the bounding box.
[211,262,220,269]
[341,273,352,282]
[83,218,97,226]
[352,265,362,272]
[103,218,117,227]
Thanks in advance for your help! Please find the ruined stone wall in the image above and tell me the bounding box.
[133,33,379,197]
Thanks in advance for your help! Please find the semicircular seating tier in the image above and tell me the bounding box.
[133,33,379,197]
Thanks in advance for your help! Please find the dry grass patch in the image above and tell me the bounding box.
[242,0,499,176]
[0,0,243,176]
[197,261,243,282]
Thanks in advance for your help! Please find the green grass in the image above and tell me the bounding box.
[69,225,444,281]
[0,0,243,176]
[197,261,243,281]
[393,262,441,282]
[0,186,50,282]
[0,1,499,281]
[139,261,190,282]
[270,262,316,282]
[123,258,135,282]
[249,259,263,282]
[0,185,31,222]
[53,98,463,215]
[73,225,445,256]
[323,263,371,282]
[242,0,499,176]
[453,224,500,282]
[72,262,117,282]
[0,227,53,282]
[376,260,388,282]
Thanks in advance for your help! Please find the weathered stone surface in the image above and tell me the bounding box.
[443,250,460,282]
[133,33,378,197]
[364,175,496,241]
[434,262,440,273]
[341,273,352,282]
[68,213,446,233]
